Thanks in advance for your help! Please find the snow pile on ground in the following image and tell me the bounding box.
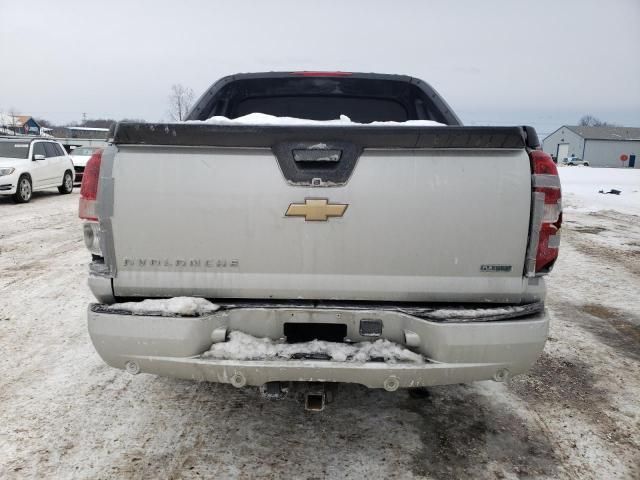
[105,297,220,316]
[203,331,424,363]
[559,166,640,216]
[189,112,445,127]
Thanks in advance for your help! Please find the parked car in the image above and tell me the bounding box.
[69,146,100,184]
[562,156,589,166]
[0,138,75,203]
[81,72,560,409]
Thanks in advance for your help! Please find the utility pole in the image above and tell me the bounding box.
[82,112,87,125]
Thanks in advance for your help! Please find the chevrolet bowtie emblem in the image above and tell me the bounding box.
[285,198,348,221]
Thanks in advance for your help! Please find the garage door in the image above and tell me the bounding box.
[557,143,569,161]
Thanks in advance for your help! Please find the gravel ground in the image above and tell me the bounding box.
[0,188,639,479]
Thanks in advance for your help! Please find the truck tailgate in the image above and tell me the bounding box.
[103,125,533,303]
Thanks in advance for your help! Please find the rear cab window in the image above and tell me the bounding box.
[189,74,462,126]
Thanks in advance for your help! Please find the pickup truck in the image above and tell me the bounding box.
[81,72,561,409]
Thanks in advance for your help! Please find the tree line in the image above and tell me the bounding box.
[578,115,617,127]
[4,88,619,131]
[2,82,195,134]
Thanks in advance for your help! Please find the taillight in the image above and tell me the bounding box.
[78,149,103,221]
[526,150,562,275]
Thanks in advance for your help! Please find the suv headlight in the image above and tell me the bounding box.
[0,167,15,176]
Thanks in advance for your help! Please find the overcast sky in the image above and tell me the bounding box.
[1,0,639,136]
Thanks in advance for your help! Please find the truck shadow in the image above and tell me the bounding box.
[130,379,560,479]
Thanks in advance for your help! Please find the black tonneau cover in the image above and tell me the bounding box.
[111,123,531,149]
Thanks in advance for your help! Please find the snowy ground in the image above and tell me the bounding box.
[0,168,639,479]
[559,166,640,216]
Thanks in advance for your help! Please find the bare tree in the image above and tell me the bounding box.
[34,117,53,128]
[8,108,20,134]
[1,108,21,135]
[578,115,616,127]
[167,84,195,121]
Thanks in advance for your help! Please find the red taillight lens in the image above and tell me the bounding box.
[79,149,103,221]
[528,150,562,274]
[536,223,561,272]
[531,150,559,176]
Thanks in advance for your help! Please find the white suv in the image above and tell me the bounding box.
[562,156,589,166]
[0,138,75,203]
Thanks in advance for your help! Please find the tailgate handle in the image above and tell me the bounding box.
[293,149,342,163]
[272,141,361,186]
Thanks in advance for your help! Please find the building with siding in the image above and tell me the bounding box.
[0,114,42,136]
[543,126,640,168]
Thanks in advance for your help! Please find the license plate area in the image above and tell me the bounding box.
[284,322,347,343]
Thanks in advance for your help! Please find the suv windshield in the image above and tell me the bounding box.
[0,142,30,159]
[71,147,97,156]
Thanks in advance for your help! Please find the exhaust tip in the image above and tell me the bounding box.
[305,393,326,412]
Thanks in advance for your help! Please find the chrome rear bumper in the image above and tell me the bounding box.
[87,303,548,389]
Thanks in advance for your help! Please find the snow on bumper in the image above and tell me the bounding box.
[87,304,549,389]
